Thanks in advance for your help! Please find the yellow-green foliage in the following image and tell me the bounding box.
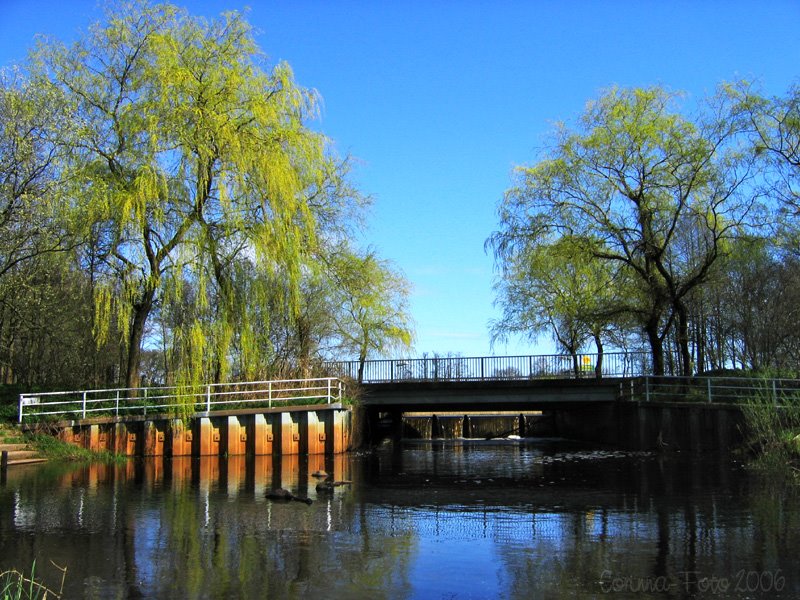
[31,2,348,390]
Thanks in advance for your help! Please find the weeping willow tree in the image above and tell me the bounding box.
[30,2,357,390]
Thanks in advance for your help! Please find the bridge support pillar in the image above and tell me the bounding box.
[85,425,99,451]
[60,425,84,449]
[119,422,141,456]
[462,415,471,438]
[198,417,222,456]
[330,410,351,453]
[170,419,193,456]
[226,415,248,456]
[144,421,166,456]
[431,414,440,438]
[306,411,326,455]
[113,423,126,454]
[391,410,404,443]
[251,413,274,455]
[280,412,300,455]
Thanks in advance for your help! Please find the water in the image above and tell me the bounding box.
[1,440,799,599]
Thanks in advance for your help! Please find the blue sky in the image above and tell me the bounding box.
[1,1,799,359]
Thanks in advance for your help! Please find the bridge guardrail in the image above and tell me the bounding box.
[326,352,650,383]
[622,376,800,405]
[18,377,344,423]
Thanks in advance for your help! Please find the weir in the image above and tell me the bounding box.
[23,405,353,457]
[401,412,555,439]
[18,377,354,457]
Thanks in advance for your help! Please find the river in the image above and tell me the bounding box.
[1,439,798,598]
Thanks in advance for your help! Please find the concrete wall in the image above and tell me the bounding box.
[553,402,745,451]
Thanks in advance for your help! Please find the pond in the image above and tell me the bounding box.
[1,439,799,598]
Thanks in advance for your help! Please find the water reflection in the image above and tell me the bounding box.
[1,441,799,598]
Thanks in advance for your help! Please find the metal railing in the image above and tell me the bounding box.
[326,352,650,383]
[620,376,800,404]
[18,377,344,423]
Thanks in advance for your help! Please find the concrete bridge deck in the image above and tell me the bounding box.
[360,377,624,412]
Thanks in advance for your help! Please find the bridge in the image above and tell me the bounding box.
[16,352,799,455]
[325,351,648,383]
[325,352,642,412]
[326,352,800,451]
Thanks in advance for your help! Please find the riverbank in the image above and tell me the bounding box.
[741,391,800,478]
[0,422,124,468]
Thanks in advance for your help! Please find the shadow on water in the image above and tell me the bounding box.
[0,439,799,598]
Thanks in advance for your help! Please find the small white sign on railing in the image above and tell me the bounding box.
[20,396,40,406]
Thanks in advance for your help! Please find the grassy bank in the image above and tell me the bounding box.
[742,383,800,477]
[26,433,125,464]
[0,421,125,465]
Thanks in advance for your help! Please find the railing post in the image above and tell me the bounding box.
[18,394,23,424]
[143,388,148,417]
[115,390,120,417]
[327,378,332,404]
[206,384,211,413]
[645,377,650,403]
[707,378,712,403]
[268,381,272,408]
[773,379,778,406]
[82,391,87,419]
[480,357,485,380]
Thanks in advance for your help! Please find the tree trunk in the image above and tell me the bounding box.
[645,318,665,376]
[357,339,369,384]
[593,333,604,379]
[674,300,693,376]
[571,350,580,377]
[125,289,156,390]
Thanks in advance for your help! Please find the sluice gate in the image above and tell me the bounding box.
[401,412,555,440]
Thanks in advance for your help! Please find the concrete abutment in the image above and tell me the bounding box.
[553,402,745,451]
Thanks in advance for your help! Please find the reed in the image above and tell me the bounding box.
[741,380,800,475]
[0,561,66,600]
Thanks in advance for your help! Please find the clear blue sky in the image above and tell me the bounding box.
[1,1,799,358]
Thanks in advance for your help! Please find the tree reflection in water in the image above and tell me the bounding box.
[0,442,798,598]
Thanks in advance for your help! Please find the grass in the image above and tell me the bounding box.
[26,433,125,464]
[0,561,66,600]
[741,381,800,477]
[1,420,125,465]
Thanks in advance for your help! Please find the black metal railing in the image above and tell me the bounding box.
[325,352,651,384]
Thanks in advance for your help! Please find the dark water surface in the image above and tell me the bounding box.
[1,439,799,599]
